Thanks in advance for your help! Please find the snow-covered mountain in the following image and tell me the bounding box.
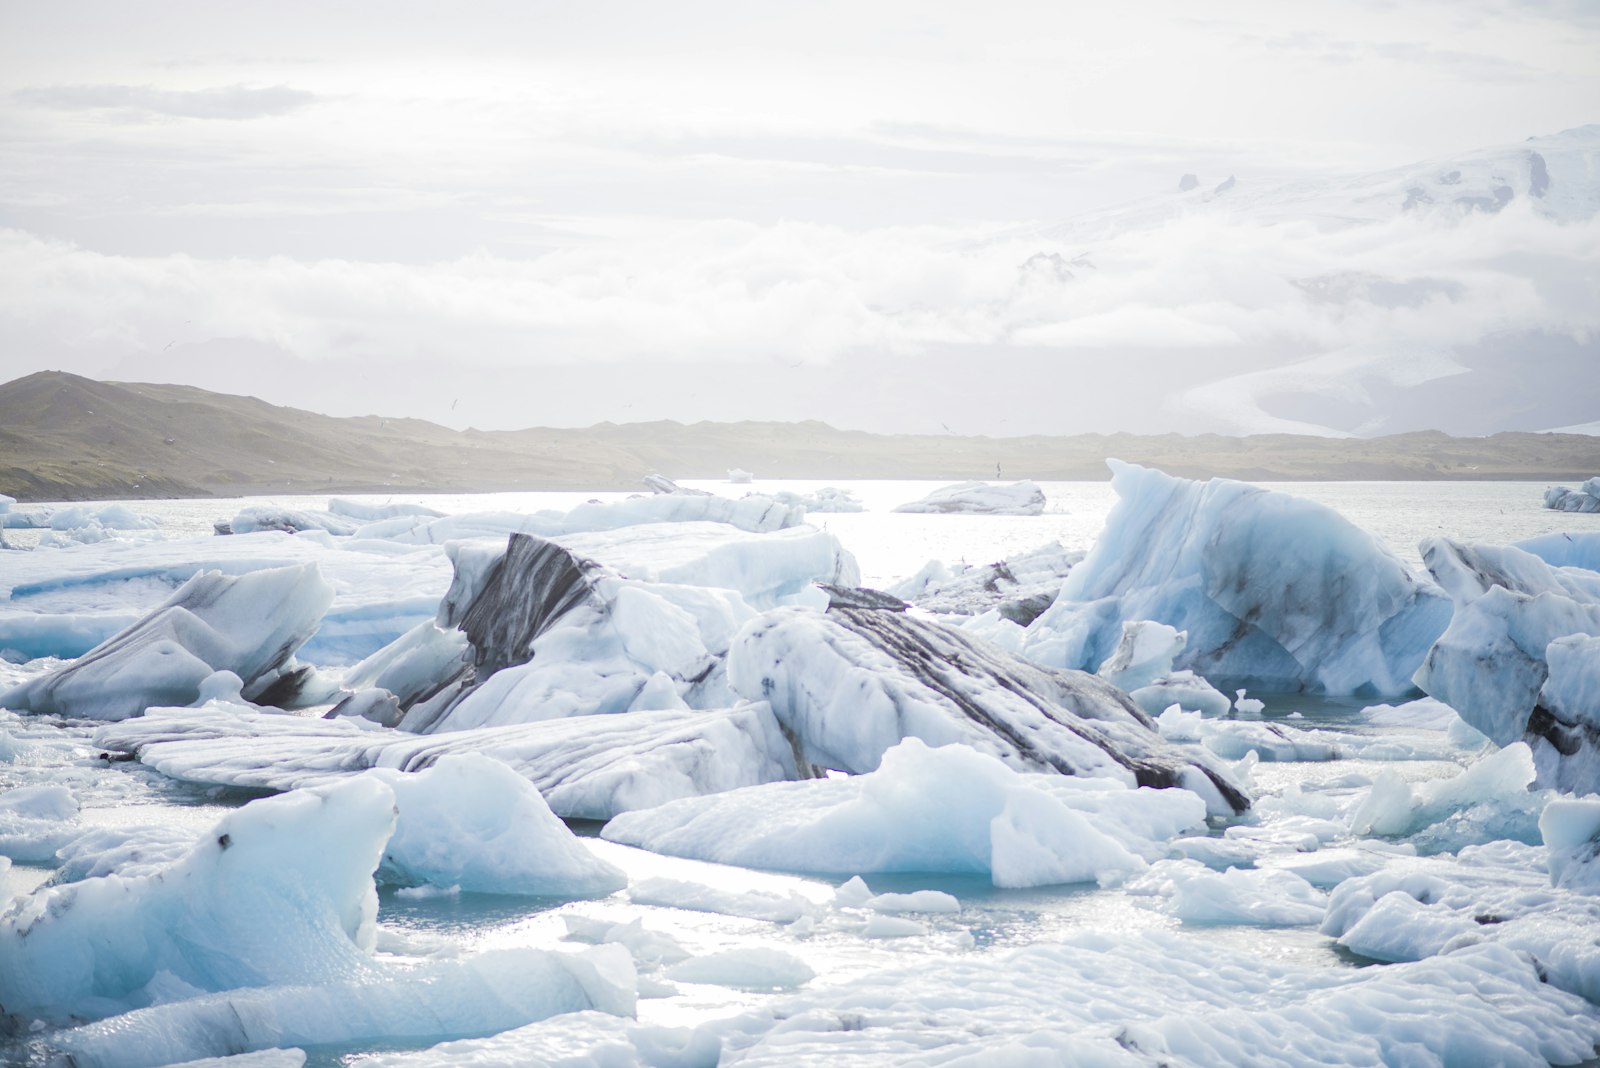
[999,124,1600,438]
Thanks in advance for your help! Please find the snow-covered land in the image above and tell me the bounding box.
[3,473,1600,1065]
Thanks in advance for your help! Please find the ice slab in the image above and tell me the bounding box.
[891,479,1046,515]
[354,492,805,544]
[1,563,334,720]
[46,944,635,1068]
[1021,462,1451,696]
[728,602,1249,814]
[93,701,796,820]
[603,738,1206,888]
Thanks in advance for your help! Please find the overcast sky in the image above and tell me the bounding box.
[2,1,1597,436]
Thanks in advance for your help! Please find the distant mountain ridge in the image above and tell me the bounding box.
[2,372,1597,502]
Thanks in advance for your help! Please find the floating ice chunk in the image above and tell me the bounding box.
[1413,537,1600,791]
[562,915,691,967]
[890,541,1081,623]
[664,947,814,991]
[864,889,961,914]
[727,468,753,484]
[605,739,1188,889]
[1129,670,1232,718]
[1133,859,1327,925]
[1358,696,1490,747]
[728,602,1248,815]
[1348,742,1545,843]
[758,486,864,513]
[47,944,636,1068]
[892,480,1046,515]
[328,498,446,522]
[1541,796,1600,893]
[0,777,395,1020]
[1097,620,1185,692]
[370,754,625,898]
[627,877,814,923]
[1543,479,1600,513]
[1022,462,1451,696]
[219,506,361,537]
[0,783,80,862]
[45,504,160,531]
[861,914,926,938]
[1,563,334,720]
[94,701,795,821]
[1232,689,1265,716]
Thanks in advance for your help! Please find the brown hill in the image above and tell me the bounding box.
[2,371,1597,501]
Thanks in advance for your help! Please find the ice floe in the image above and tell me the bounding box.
[92,701,796,820]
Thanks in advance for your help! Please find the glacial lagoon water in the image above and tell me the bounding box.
[3,477,1598,1065]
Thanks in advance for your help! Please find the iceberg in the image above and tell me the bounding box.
[891,479,1046,515]
[1,563,334,720]
[355,528,853,733]
[889,541,1081,623]
[1020,462,1452,696]
[368,753,626,897]
[0,777,396,1020]
[216,505,361,537]
[1543,477,1600,513]
[728,600,1249,814]
[603,737,1205,888]
[1413,537,1600,791]
[93,701,797,820]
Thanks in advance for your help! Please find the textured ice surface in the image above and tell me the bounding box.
[728,602,1248,814]
[891,479,1045,515]
[1130,859,1327,925]
[1544,478,1600,513]
[889,541,1080,622]
[0,782,81,862]
[1,563,334,719]
[367,528,854,733]
[93,701,795,820]
[1347,743,1548,847]
[1542,796,1600,893]
[1323,841,1600,1004]
[1414,537,1600,792]
[603,738,1205,888]
[1022,462,1451,696]
[46,944,635,1068]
